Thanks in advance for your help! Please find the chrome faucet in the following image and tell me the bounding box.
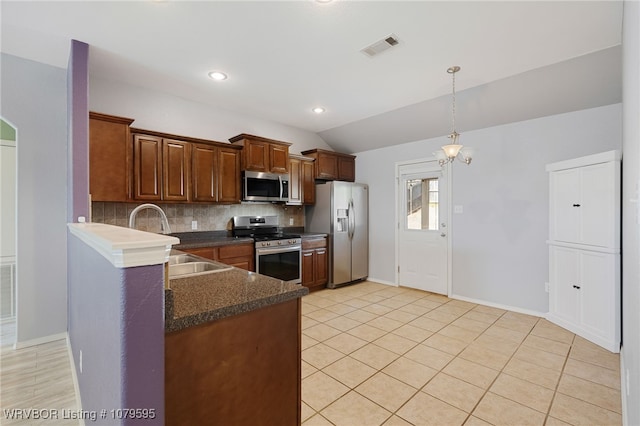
[128,203,172,234]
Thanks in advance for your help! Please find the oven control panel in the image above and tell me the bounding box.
[255,238,301,248]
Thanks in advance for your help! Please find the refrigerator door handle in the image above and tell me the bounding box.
[348,199,355,240]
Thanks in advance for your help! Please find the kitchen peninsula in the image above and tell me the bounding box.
[165,259,308,425]
[68,223,308,426]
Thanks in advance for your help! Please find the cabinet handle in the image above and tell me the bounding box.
[572,285,581,289]
[572,204,581,207]
[303,253,313,257]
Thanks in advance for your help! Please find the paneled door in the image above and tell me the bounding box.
[397,160,448,294]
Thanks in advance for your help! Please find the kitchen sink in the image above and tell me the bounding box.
[169,261,233,278]
[168,252,233,278]
[168,254,201,265]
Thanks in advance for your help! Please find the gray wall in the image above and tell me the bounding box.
[355,103,622,314]
[0,53,68,344]
[621,0,640,424]
[89,76,333,155]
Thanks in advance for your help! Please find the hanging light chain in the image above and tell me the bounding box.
[447,66,460,135]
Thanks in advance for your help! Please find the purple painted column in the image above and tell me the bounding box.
[67,39,89,222]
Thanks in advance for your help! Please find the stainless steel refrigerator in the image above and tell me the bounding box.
[306,181,368,288]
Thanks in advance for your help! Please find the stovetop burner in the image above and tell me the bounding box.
[231,215,301,244]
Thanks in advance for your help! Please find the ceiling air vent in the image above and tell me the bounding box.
[360,34,400,58]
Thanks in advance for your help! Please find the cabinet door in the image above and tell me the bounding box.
[314,248,328,286]
[549,246,580,324]
[192,144,217,202]
[89,114,133,201]
[315,152,338,180]
[244,140,269,172]
[301,249,315,287]
[288,157,302,205]
[579,251,615,341]
[302,160,315,205]
[183,247,216,260]
[580,163,616,247]
[163,139,190,201]
[549,169,580,243]
[218,147,241,203]
[338,156,355,182]
[270,144,289,174]
[134,134,163,200]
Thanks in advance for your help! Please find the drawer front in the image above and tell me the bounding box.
[302,238,326,250]
[218,243,254,260]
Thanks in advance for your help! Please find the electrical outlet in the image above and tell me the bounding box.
[79,350,83,374]
[289,217,294,226]
[454,205,463,214]
[191,220,198,230]
[545,282,550,293]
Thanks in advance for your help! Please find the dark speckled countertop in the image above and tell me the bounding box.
[165,256,308,333]
[170,230,327,251]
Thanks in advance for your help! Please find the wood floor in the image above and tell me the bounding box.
[0,281,623,425]
[0,321,78,425]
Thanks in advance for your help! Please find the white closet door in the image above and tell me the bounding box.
[549,246,580,323]
[580,163,615,248]
[579,250,615,340]
[550,169,581,244]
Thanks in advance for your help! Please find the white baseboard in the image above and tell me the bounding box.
[621,347,628,426]
[366,277,397,287]
[449,293,547,318]
[66,333,85,426]
[13,332,67,349]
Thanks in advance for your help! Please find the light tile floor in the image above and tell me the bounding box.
[0,281,622,426]
[0,321,79,425]
[301,281,622,426]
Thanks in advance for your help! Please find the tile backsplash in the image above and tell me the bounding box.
[91,202,305,234]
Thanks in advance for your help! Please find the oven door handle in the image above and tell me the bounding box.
[256,245,302,256]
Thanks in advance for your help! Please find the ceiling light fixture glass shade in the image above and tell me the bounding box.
[208,71,228,81]
[312,107,326,114]
[433,66,473,167]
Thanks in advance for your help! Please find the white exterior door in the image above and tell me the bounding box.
[397,161,448,294]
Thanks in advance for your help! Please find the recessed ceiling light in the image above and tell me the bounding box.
[208,71,228,81]
[312,107,326,114]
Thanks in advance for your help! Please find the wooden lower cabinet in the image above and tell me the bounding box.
[165,298,301,426]
[182,242,254,271]
[301,237,328,291]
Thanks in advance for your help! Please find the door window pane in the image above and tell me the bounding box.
[406,178,438,230]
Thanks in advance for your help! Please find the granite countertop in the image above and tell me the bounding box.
[165,262,308,333]
[169,230,253,250]
[169,230,326,250]
[300,232,328,239]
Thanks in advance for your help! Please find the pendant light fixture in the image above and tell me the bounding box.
[434,66,473,166]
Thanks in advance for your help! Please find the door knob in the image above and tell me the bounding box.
[441,233,446,237]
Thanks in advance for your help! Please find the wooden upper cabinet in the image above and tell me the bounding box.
[269,144,289,174]
[229,134,291,174]
[163,139,190,201]
[132,129,242,204]
[217,147,241,203]
[338,156,355,182]
[134,134,163,200]
[244,139,269,172]
[89,112,135,202]
[302,159,315,205]
[301,149,356,182]
[192,143,240,203]
[288,155,315,205]
[191,143,217,203]
[288,156,302,205]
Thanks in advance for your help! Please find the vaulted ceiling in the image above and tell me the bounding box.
[1,1,623,153]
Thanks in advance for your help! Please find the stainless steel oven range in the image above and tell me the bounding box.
[232,216,302,284]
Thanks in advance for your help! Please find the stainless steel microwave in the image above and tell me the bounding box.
[242,171,289,202]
